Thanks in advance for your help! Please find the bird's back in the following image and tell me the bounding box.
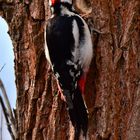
[46,15,75,65]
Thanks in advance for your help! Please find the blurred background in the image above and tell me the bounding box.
[0,16,16,140]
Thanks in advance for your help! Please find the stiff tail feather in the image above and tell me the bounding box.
[68,88,88,140]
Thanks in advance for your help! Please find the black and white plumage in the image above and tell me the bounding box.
[44,0,93,139]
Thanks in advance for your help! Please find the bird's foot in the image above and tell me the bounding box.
[56,80,66,102]
[58,90,66,102]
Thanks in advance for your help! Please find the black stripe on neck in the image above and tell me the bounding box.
[51,2,76,15]
[60,2,72,10]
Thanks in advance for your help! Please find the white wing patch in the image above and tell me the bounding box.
[66,60,78,69]
[72,20,79,49]
[72,20,80,63]
[75,16,93,72]
[72,16,93,72]
[80,20,93,72]
[70,15,93,73]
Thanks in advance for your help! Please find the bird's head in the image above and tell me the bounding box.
[49,0,73,7]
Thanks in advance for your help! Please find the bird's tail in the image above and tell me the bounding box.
[64,88,88,140]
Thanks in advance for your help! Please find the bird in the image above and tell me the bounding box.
[44,0,93,139]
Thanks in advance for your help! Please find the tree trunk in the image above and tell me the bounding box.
[0,0,140,140]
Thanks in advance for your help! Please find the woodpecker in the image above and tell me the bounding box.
[44,0,93,139]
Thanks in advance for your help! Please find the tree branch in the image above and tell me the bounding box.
[0,95,15,139]
[0,64,6,73]
[0,78,17,139]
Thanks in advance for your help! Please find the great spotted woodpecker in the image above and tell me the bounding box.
[44,0,93,139]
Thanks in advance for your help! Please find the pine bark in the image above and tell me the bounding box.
[0,0,140,140]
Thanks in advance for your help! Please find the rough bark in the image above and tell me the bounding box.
[0,0,140,140]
